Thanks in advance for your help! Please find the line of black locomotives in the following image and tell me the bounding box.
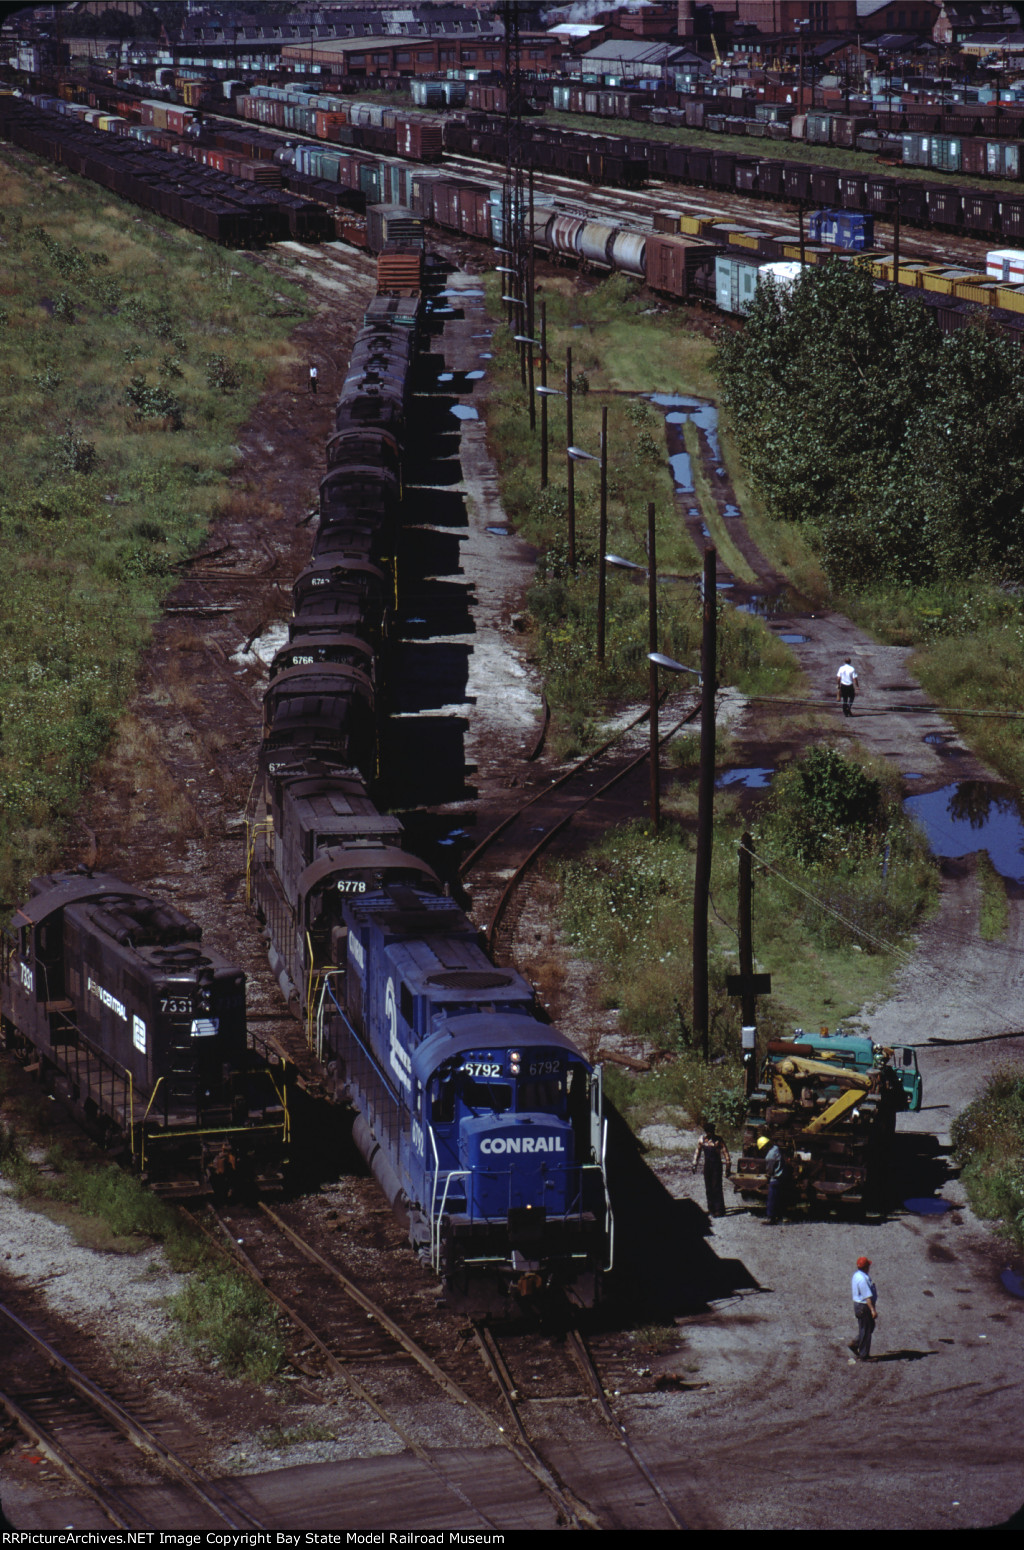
[0,874,288,1190]
[0,260,611,1316]
[244,271,612,1316]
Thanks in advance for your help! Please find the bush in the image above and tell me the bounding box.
[951,1067,1024,1249]
[124,375,184,430]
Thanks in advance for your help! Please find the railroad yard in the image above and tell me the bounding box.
[0,207,1022,1535]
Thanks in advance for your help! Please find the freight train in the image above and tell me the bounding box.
[245,267,612,1315]
[0,872,289,1190]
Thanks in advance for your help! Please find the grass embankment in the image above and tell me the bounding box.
[483,270,798,757]
[0,148,309,903]
[482,274,936,1137]
[0,1071,284,1380]
[951,1068,1024,1251]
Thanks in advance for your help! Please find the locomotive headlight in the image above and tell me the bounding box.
[510,1050,521,1074]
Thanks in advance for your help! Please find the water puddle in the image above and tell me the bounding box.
[649,394,722,459]
[924,732,965,757]
[438,826,470,847]
[688,507,701,517]
[903,772,924,780]
[450,404,479,420]
[669,452,694,490]
[904,781,1024,886]
[437,372,453,383]
[717,767,775,789]
[716,580,734,590]
[486,524,510,536]
[724,503,740,517]
[466,369,486,379]
[471,332,493,339]
[778,632,809,644]
[737,591,788,618]
[442,288,484,298]
[479,352,493,359]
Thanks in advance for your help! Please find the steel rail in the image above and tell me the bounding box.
[0,1386,144,1530]
[472,1324,597,1531]
[486,696,701,951]
[459,692,670,880]
[200,1210,501,1532]
[244,1206,592,1529]
[564,1326,688,1531]
[0,1300,264,1530]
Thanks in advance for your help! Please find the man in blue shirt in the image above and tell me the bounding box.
[851,1255,878,1361]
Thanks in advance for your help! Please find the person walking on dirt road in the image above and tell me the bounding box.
[308,364,319,394]
[836,658,858,717]
[851,1255,878,1362]
[693,1122,732,1218]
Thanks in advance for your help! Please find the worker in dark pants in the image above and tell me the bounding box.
[692,1122,732,1218]
[851,1255,878,1362]
[756,1134,785,1224]
[308,364,318,394]
[836,658,858,717]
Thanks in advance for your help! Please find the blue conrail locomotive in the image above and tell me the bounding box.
[316,884,612,1316]
[0,872,289,1190]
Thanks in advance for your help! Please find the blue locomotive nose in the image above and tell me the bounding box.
[460,1114,576,1217]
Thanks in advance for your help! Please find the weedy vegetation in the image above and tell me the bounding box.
[0,152,308,902]
[951,1068,1024,1251]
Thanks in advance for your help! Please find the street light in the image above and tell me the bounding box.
[501,295,525,306]
[535,385,563,396]
[496,265,516,274]
[514,335,539,345]
[567,445,598,462]
[649,652,700,677]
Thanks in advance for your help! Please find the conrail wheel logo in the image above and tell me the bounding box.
[386,976,411,1092]
[480,1135,565,1155]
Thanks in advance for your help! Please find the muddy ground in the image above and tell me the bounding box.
[2,243,1023,1533]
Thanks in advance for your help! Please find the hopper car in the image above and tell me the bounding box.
[245,261,611,1314]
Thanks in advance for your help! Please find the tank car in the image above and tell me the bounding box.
[0,872,288,1188]
[317,884,611,1317]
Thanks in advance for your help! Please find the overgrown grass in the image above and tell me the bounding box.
[0,151,309,902]
[561,745,937,1133]
[846,580,1024,790]
[483,273,799,752]
[951,1067,1024,1250]
[976,852,1010,942]
[1,1096,283,1381]
[168,1266,286,1383]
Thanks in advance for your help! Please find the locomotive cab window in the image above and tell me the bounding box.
[461,1076,512,1113]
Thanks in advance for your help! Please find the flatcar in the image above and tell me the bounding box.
[0,872,289,1189]
[318,885,611,1316]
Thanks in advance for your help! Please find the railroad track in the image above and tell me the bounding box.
[0,1298,265,1530]
[192,1198,696,1531]
[474,1320,687,1531]
[461,693,701,958]
[193,1200,591,1529]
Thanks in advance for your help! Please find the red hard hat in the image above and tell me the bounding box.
[856,1256,871,1269]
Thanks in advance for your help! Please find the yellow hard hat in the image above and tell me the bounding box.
[756,1136,770,1152]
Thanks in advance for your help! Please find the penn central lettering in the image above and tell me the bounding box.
[87,976,127,1022]
[480,1135,565,1155]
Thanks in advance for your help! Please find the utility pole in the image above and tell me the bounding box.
[597,405,608,666]
[565,346,575,570]
[694,546,717,1062]
[540,299,548,489]
[647,502,659,836]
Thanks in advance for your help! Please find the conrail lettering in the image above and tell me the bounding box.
[480,1135,565,1155]
[87,976,127,1021]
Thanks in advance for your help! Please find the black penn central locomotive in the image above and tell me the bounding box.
[0,872,289,1188]
[246,265,612,1315]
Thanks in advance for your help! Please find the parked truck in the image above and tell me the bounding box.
[733,1030,921,1213]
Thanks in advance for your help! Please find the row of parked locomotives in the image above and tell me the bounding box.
[245,274,612,1316]
[0,873,289,1188]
